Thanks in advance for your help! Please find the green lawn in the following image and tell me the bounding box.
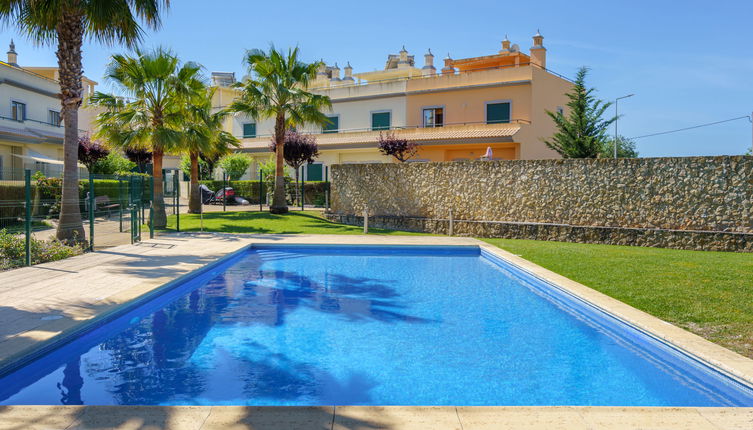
[484,238,753,358]
[161,210,753,359]
[163,210,424,235]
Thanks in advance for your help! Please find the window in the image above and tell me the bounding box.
[242,123,256,138]
[486,102,511,124]
[48,110,61,126]
[371,111,391,131]
[322,116,339,134]
[11,101,26,121]
[423,107,443,127]
[306,163,323,181]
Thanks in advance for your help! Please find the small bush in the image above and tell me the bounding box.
[0,229,84,270]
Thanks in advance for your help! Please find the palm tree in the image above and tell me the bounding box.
[91,48,205,228]
[183,88,239,213]
[230,47,331,214]
[0,0,169,243]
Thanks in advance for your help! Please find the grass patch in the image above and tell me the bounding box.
[484,238,753,358]
[163,210,424,236]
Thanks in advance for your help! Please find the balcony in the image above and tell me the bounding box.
[238,120,529,153]
[0,114,66,144]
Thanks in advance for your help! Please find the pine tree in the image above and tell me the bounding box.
[544,67,616,158]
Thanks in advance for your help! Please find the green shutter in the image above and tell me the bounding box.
[243,123,256,138]
[486,103,511,124]
[323,116,339,133]
[306,163,323,181]
[371,112,391,130]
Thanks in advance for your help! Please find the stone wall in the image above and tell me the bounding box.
[328,156,753,251]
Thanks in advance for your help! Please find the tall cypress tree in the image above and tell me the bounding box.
[544,67,616,158]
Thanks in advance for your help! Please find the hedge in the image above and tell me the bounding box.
[198,180,329,206]
[0,178,151,228]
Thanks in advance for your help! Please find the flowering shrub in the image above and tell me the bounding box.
[78,135,110,171]
[377,132,418,162]
[0,229,84,270]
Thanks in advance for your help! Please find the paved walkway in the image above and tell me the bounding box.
[1,234,753,429]
[1,405,752,429]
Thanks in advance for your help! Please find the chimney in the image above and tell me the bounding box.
[7,39,18,66]
[397,45,410,69]
[500,35,511,54]
[330,62,341,82]
[422,49,436,76]
[441,53,455,75]
[342,62,354,81]
[317,60,328,78]
[530,30,546,68]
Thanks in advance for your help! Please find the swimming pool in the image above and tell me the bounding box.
[1,245,752,406]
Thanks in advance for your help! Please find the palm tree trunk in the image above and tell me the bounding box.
[188,151,201,214]
[55,10,86,244]
[151,148,167,228]
[270,113,288,214]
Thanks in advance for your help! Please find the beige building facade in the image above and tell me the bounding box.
[213,32,573,181]
[0,40,98,179]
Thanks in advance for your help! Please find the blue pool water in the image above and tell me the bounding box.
[1,245,752,406]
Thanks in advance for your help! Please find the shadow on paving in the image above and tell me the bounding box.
[0,404,392,429]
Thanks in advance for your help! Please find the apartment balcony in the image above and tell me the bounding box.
[0,115,65,145]
[238,120,529,153]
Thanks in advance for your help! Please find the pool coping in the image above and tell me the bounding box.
[2,233,753,430]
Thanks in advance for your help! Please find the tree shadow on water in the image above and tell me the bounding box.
[232,270,437,327]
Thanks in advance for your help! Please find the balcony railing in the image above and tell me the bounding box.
[0,115,88,134]
[0,114,61,128]
[236,119,530,140]
[308,62,574,91]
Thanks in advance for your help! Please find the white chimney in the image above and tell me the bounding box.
[7,39,18,66]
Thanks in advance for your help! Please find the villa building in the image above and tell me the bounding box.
[213,32,572,180]
[0,40,98,179]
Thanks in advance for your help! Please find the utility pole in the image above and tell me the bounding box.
[614,94,635,158]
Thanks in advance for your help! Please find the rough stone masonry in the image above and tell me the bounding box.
[326,156,753,252]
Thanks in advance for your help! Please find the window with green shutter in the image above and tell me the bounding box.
[306,163,323,181]
[242,123,256,138]
[371,112,391,131]
[486,102,511,124]
[323,116,339,134]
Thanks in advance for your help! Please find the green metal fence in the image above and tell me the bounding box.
[0,168,156,270]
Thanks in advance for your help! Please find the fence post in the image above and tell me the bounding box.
[259,170,264,212]
[300,166,305,211]
[223,172,227,212]
[118,176,123,232]
[363,206,369,234]
[24,169,31,266]
[88,176,94,251]
[448,209,454,236]
[324,166,329,210]
[175,172,180,232]
[149,175,155,239]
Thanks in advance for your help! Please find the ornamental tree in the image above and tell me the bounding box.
[377,132,418,162]
[270,130,319,205]
[543,67,616,158]
[124,148,153,173]
[77,136,110,172]
[217,153,252,181]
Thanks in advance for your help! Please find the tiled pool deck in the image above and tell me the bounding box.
[0,233,752,429]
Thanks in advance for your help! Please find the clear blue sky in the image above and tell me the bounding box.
[2,0,752,157]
